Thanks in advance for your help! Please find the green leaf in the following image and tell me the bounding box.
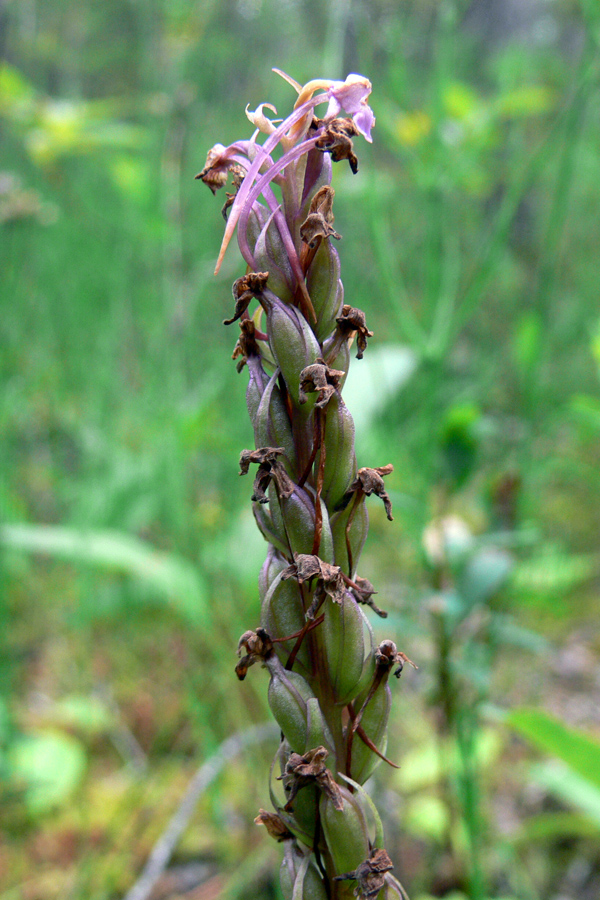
[457,548,513,609]
[510,549,598,596]
[511,810,600,843]
[0,524,209,627]
[532,762,600,828]
[396,728,502,791]
[49,695,115,735]
[405,794,449,841]
[343,344,417,431]
[506,707,600,792]
[8,730,87,816]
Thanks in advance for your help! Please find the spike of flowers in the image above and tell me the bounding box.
[199,70,413,900]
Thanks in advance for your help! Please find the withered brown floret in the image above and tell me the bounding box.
[375,640,417,679]
[195,145,231,194]
[221,166,244,221]
[299,357,345,408]
[335,305,374,359]
[334,848,394,899]
[350,575,388,618]
[231,319,260,372]
[315,117,361,174]
[300,185,341,249]
[277,746,343,812]
[235,627,274,680]
[239,447,295,504]
[254,809,293,841]
[224,271,269,326]
[281,553,346,619]
[351,465,395,520]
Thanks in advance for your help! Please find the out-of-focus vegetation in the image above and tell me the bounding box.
[2,0,600,897]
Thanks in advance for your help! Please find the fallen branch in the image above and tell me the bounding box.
[123,722,278,900]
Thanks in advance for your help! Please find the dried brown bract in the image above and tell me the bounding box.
[195,144,233,194]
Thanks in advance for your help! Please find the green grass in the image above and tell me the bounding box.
[2,1,600,897]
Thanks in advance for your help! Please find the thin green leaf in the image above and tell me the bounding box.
[506,708,600,792]
[1,524,209,627]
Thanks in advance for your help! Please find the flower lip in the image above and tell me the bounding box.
[325,74,375,142]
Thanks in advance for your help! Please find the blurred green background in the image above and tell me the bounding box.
[2,0,600,898]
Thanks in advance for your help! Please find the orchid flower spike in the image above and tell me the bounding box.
[205,70,375,276]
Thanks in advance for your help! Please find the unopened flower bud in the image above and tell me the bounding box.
[305,699,336,759]
[243,344,267,407]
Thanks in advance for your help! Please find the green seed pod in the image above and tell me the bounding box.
[265,656,315,753]
[331,500,369,577]
[253,502,289,557]
[384,873,407,899]
[259,545,288,601]
[305,698,335,760]
[286,783,318,848]
[306,241,343,342]
[319,394,357,511]
[298,860,329,900]
[255,370,298,475]
[254,213,295,303]
[261,571,310,676]
[280,841,303,900]
[245,200,270,251]
[279,487,334,563]
[264,291,321,410]
[245,356,271,426]
[350,681,392,785]
[319,785,371,878]
[280,845,328,900]
[322,592,366,706]
[322,330,350,390]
